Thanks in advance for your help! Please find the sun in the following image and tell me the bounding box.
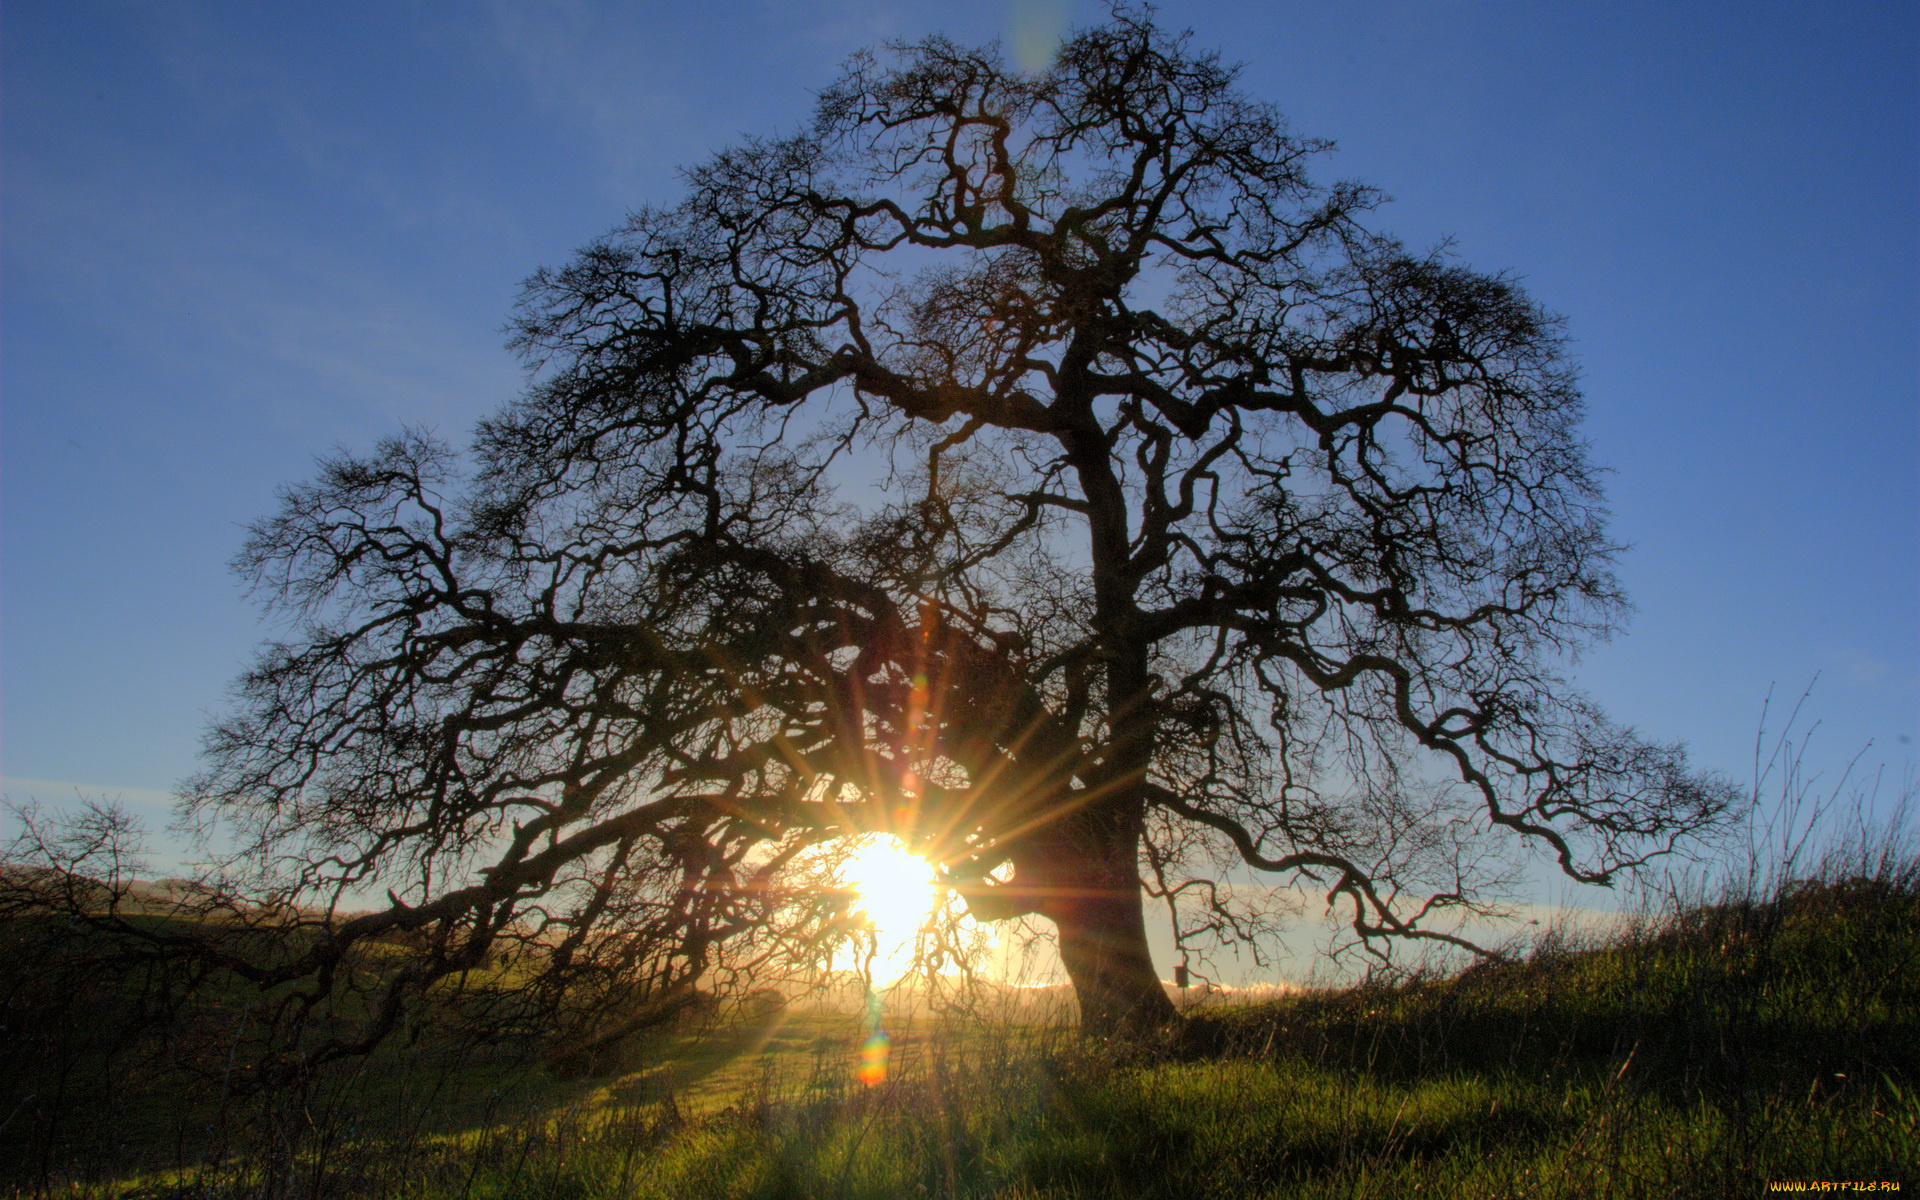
[840,833,938,984]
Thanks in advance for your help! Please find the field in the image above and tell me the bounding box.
[4,834,1916,1198]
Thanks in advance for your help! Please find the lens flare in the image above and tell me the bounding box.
[857,983,892,1086]
[1010,0,1071,73]
[856,1029,891,1086]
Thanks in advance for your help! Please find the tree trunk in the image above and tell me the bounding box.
[1026,806,1179,1038]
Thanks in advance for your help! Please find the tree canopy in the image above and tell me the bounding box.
[108,10,1733,1052]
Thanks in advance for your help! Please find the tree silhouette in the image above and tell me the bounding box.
[176,11,1732,1047]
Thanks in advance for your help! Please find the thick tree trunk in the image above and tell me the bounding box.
[1046,412,1181,1037]
[1051,881,1177,1038]
[1026,806,1179,1038]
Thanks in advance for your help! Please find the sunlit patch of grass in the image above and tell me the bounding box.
[33,1029,1913,1200]
[252,1038,1898,1200]
[7,818,1917,1198]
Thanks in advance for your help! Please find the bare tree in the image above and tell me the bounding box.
[161,10,1734,1046]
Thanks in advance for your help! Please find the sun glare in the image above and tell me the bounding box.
[840,833,938,985]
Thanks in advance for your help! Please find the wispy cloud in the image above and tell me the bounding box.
[476,0,707,198]
[470,1,1007,197]
[1,776,178,817]
[11,139,520,448]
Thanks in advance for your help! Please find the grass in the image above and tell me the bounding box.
[5,794,1917,1197]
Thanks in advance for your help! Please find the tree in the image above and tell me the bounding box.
[174,10,1732,1049]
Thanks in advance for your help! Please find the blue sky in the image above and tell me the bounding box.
[5,1,1917,868]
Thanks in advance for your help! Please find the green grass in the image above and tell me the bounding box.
[5,860,1917,1198]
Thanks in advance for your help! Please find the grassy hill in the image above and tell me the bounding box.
[3,850,1915,1198]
